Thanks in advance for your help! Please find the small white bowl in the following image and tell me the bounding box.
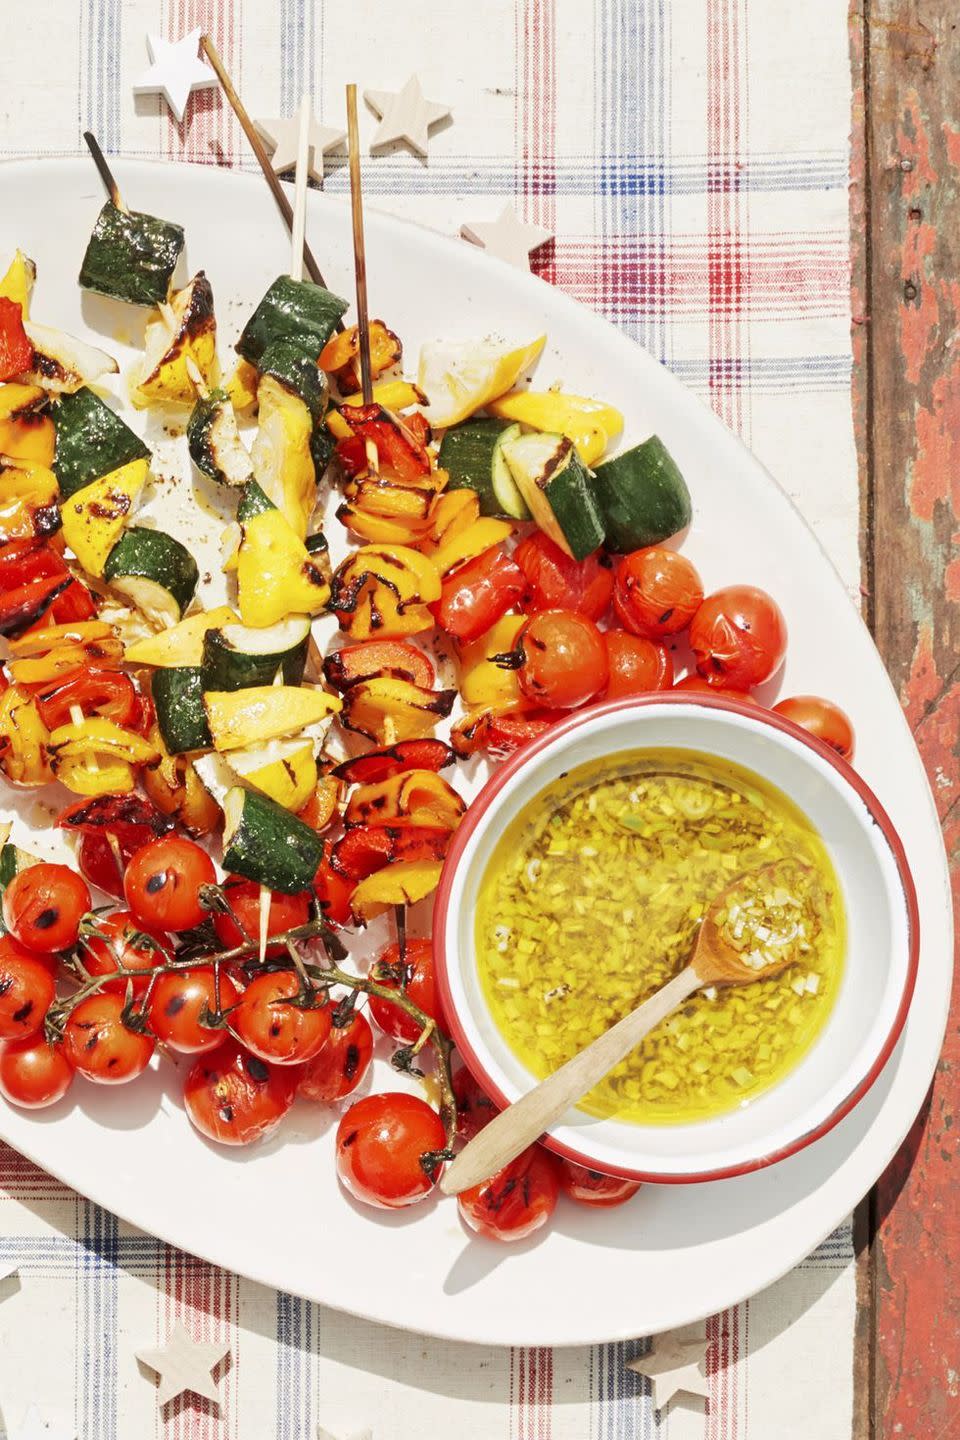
[434,694,919,1183]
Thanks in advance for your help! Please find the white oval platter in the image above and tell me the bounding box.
[0,159,951,1347]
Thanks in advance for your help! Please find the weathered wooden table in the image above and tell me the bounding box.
[851,4,959,1435]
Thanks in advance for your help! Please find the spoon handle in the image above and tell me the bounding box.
[440,964,703,1197]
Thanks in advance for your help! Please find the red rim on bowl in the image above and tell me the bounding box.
[433,692,921,1184]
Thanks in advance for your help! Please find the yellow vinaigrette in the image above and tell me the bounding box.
[476,750,845,1124]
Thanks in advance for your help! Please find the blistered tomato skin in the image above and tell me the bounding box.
[457,1144,561,1241]
[516,610,608,710]
[0,940,56,1041]
[558,1158,642,1207]
[603,631,673,698]
[299,1010,373,1103]
[2,864,91,953]
[772,695,855,761]
[335,1092,446,1210]
[612,548,703,640]
[232,971,332,1066]
[184,1042,298,1146]
[0,1036,74,1108]
[689,585,787,690]
[62,994,155,1084]
[124,836,216,933]
[368,939,441,1043]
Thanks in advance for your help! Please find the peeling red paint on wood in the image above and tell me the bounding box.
[855,2,960,1436]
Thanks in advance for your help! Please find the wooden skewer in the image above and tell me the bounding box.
[258,885,272,965]
[199,35,330,290]
[345,84,374,409]
[83,131,129,213]
[290,95,312,283]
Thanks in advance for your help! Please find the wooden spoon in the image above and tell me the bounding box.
[440,862,808,1197]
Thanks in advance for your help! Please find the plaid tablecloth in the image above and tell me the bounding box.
[0,1,858,1435]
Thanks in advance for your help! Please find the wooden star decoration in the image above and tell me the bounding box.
[8,1406,76,1440]
[133,28,217,125]
[461,205,553,271]
[255,112,346,185]
[626,1332,710,1410]
[136,1321,230,1406]
[364,76,451,156]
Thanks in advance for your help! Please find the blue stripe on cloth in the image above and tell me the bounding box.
[82,0,120,151]
[280,0,318,112]
[76,1201,118,1440]
[276,1291,315,1439]
[596,1337,656,1439]
[668,354,851,392]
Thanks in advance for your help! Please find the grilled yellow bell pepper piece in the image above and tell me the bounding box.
[60,457,149,577]
[430,517,514,575]
[0,383,54,465]
[124,605,239,667]
[54,754,137,796]
[0,685,52,786]
[250,374,316,538]
[224,359,259,413]
[142,724,220,836]
[235,508,330,628]
[345,768,465,829]
[203,685,341,752]
[329,545,441,640]
[0,252,36,316]
[47,717,160,764]
[338,378,426,413]
[427,489,479,549]
[227,738,318,811]
[458,614,533,712]
[0,461,59,543]
[338,676,456,744]
[133,274,217,406]
[350,860,444,923]
[487,390,624,466]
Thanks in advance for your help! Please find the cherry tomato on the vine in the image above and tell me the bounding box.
[514,609,608,710]
[453,1065,498,1141]
[299,1009,373,1103]
[0,938,56,1041]
[0,1035,74,1108]
[184,1041,298,1146]
[515,535,614,621]
[212,878,312,954]
[336,1092,446,1210]
[689,585,787,690]
[603,631,673,698]
[368,939,440,1044]
[2,864,90,953]
[81,910,171,996]
[457,1143,561,1242]
[148,968,240,1055]
[613,548,703,640]
[558,1159,642,1208]
[62,993,155,1084]
[232,971,332,1066]
[433,546,526,642]
[772,695,855,761]
[124,836,216,933]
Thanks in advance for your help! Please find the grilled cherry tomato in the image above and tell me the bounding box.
[313,846,356,927]
[36,670,139,731]
[232,971,332,1066]
[124,836,215,933]
[336,1092,446,1210]
[0,938,56,1040]
[211,879,311,955]
[613,548,703,640]
[772,695,855,761]
[515,535,614,621]
[458,1144,561,1241]
[689,585,787,689]
[434,546,526,642]
[671,674,758,705]
[603,631,673,698]
[299,1009,373,1103]
[148,968,240,1054]
[453,1066,498,1141]
[62,993,155,1084]
[2,863,90,953]
[0,1035,74,1108]
[82,910,171,996]
[558,1159,642,1207]
[368,939,440,1044]
[513,610,608,709]
[184,1041,298,1146]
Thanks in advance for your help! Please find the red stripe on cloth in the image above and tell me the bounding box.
[0,1142,69,1201]
[163,0,240,164]
[160,1249,235,1438]
[516,0,557,239]
[510,1345,554,1440]
[706,0,749,435]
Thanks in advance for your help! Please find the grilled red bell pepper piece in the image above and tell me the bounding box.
[0,299,34,382]
[36,670,139,730]
[331,824,451,882]
[336,405,432,483]
[451,708,555,760]
[433,545,526,642]
[332,738,454,786]
[0,572,72,637]
[323,639,435,692]
[515,533,614,621]
[57,793,174,898]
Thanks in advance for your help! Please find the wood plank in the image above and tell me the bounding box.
[855,2,960,1435]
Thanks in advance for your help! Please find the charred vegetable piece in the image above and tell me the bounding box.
[251,357,319,538]
[59,456,148,577]
[19,321,118,395]
[0,571,71,637]
[319,319,401,389]
[151,667,212,754]
[332,739,454,785]
[502,431,605,562]
[0,684,52,784]
[338,677,456,744]
[487,390,624,467]
[450,707,554,759]
[123,605,238,667]
[203,684,340,752]
[0,297,34,381]
[200,616,311,691]
[103,526,198,626]
[0,252,36,315]
[235,478,275,523]
[187,389,253,486]
[0,461,60,544]
[439,417,528,519]
[235,507,329,627]
[226,737,318,812]
[344,769,466,829]
[235,276,349,368]
[350,860,443,923]
[335,405,432,484]
[329,545,440,640]
[78,202,185,307]
[458,614,532,712]
[142,727,221,836]
[323,639,435,692]
[134,273,217,405]
[0,384,54,467]
[332,824,450,881]
[222,786,324,894]
[52,388,150,499]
